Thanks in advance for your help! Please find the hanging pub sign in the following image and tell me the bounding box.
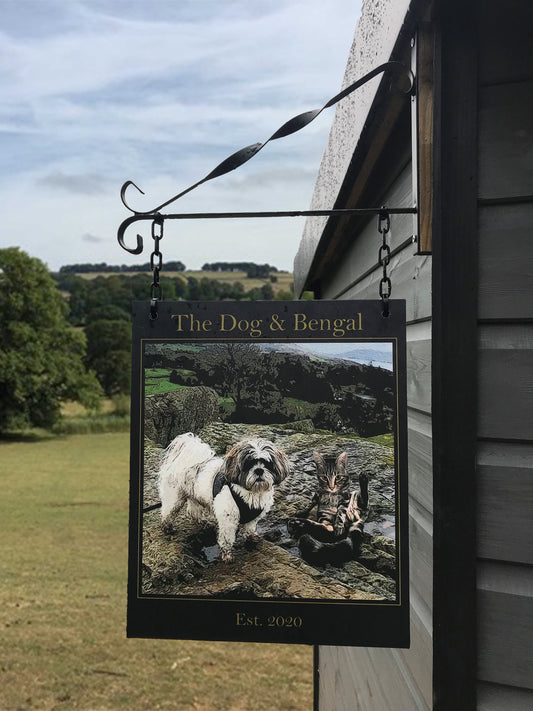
[127,299,409,647]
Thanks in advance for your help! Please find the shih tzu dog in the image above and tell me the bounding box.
[158,432,290,561]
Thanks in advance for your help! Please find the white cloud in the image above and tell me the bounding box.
[0,0,362,272]
[81,232,105,243]
[36,171,108,195]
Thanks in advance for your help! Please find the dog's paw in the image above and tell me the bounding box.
[220,548,234,563]
[161,519,175,536]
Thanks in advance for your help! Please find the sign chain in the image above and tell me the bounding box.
[378,209,392,317]
[149,216,164,320]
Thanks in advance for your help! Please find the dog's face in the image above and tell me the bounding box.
[224,439,290,493]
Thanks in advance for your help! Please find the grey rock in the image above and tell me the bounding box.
[141,421,399,601]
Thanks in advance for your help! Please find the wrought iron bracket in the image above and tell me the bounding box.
[117,61,416,255]
[117,207,417,256]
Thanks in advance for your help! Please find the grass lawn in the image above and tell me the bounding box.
[0,432,312,711]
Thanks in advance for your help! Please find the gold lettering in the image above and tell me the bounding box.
[249,319,262,338]
[171,314,186,331]
[220,314,237,332]
[294,313,307,331]
[333,318,345,338]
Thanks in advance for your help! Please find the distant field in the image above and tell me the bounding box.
[76,269,294,295]
[145,368,184,396]
[0,432,312,711]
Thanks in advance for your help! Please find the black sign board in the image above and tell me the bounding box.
[128,300,409,647]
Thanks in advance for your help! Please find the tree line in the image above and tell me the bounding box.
[57,260,282,276]
[57,261,186,273]
[54,271,292,402]
[54,272,291,327]
[0,248,296,433]
[201,261,280,278]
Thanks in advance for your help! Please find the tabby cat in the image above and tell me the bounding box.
[287,450,369,566]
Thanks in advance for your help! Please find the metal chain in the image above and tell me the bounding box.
[149,216,164,320]
[378,209,391,317]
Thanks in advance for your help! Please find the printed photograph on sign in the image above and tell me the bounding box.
[140,340,398,603]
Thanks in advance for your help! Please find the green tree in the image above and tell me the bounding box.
[85,319,131,395]
[0,248,102,432]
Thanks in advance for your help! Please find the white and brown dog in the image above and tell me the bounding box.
[158,432,290,561]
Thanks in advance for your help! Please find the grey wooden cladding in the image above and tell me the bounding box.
[477,562,533,690]
[318,162,414,288]
[397,591,432,707]
[478,327,533,441]
[478,0,533,86]
[408,410,433,514]
[477,442,533,565]
[478,80,533,200]
[475,4,533,707]
[409,497,432,599]
[319,161,432,322]
[406,339,431,414]
[478,681,533,711]
[319,608,432,711]
[317,160,432,708]
[330,249,431,324]
[478,204,533,320]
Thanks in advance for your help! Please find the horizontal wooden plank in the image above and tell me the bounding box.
[478,334,533,439]
[477,562,533,689]
[479,203,533,320]
[332,248,432,323]
[477,0,533,86]
[477,441,533,564]
[478,559,533,596]
[478,80,533,200]
[479,323,533,351]
[478,681,533,711]
[319,607,432,711]
[319,163,415,296]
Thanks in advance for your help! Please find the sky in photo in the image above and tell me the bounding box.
[1,0,362,272]
[264,342,394,368]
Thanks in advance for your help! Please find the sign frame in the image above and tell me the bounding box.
[127,299,409,647]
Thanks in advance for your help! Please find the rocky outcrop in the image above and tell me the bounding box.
[142,421,398,601]
[144,386,219,448]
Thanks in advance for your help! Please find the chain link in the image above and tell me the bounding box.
[378,210,391,317]
[149,216,164,320]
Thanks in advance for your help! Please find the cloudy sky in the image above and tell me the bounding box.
[0,0,362,272]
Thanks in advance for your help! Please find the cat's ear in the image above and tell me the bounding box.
[336,451,348,470]
[313,450,325,470]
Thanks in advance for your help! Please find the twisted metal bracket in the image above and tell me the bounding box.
[118,61,414,255]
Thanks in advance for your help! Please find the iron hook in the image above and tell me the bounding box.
[117,214,147,254]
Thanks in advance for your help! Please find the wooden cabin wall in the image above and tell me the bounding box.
[316,162,433,711]
[475,2,533,708]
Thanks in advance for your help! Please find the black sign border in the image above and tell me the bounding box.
[128,300,409,647]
